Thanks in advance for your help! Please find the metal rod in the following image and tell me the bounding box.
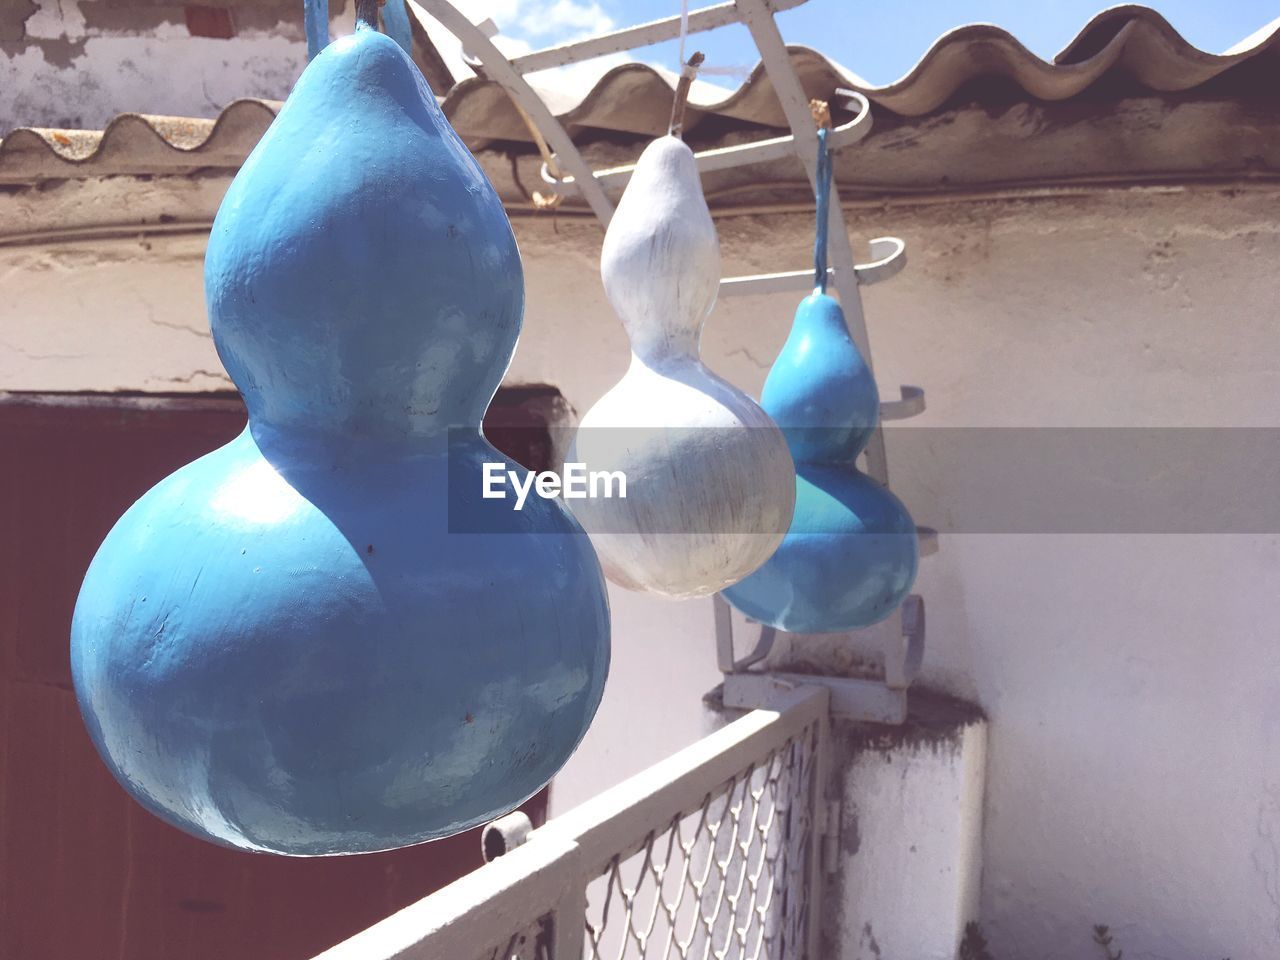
[408,0,615,224]
[509,0,808,74]
[880,385,926,421]
[546,90,872,193]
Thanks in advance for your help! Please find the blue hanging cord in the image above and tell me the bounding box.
[345,0,411,55]
[813,126,833,295]
[382,0,415,57]
[304,0,329,60]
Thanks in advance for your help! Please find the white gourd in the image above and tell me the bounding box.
[570,135,796,600]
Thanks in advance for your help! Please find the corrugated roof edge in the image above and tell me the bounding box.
[445,5,1280,138]
[0,100,282,179]
[1,5,1276,179]
[864,4,1279,115]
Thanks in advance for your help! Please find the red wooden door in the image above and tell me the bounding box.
[0,390,559,960]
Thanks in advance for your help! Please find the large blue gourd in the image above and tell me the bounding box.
[69,25,610,856]
[722,129,917,633]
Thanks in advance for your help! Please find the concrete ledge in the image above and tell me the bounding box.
[827,690,987,960]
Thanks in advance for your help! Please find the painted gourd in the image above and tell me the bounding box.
[722,132,917,631]
[570,136,795,600]
[69,26,610,856]
[722,293,919,631]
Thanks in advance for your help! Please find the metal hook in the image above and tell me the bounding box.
[880,385,926,422]
[853,237,908,286]
[539,158,568,186]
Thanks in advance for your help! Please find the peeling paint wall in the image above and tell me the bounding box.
[827,698,987,960]
[5,181,1280,959]
[1,1,354,133]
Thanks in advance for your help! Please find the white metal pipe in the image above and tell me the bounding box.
[311,687,829,959]
[509,0,807,74]
[408,0,616,224]
[535,685,829,874]
[733,0,891,483]
[545,92,873,195]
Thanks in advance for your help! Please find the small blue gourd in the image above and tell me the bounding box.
[69,24,610,855]
[722,129,917,632]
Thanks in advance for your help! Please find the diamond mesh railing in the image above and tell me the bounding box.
[314,686,829,960]
[584,726,817,960]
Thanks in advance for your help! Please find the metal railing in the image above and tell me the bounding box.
[407,0,918,485]
[313,686,830,960]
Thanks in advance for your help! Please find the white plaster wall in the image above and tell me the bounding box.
[4,183,1280,959]
[0,0,342,133]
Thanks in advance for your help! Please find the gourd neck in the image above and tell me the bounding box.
[798,295,854,342]
[248,418,473,464]
[628,329,702,368]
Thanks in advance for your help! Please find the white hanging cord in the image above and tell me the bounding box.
[669,50,705,138]
[678,0,690,72]
[675,0,758,86]
[670,0,753,137]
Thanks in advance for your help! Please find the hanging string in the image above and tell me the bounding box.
[813,125,833,294]
[304,0,329,60]
[668,51,705,139]
[669,0,751,138]
[678,0,690,73]
[381,0,415,57]
[507,98,564,211]
[672,0,750,77]
[308,1,411,60]
[355,0,380,28]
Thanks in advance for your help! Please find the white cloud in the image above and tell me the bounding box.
[408,0,624,84]
[407,0,747,111]
[518,0,614,40]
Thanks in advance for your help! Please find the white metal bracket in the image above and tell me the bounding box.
[409,0,616,223]
[715,593,927,725]
[404,4,913,431]
[548,87,874,196]
[880,384,925,421]
[411,0,940,724]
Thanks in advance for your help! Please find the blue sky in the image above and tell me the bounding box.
[450,0,1279,87]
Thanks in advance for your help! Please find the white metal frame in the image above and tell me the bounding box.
[312,686,831,960]
[408,0,935,722]
[406,0,914,481]
[714,594,926,725]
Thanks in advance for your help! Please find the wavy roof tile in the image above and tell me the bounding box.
[855,4,1279,115]
[1,5,1276,184]
[0,100,281,182]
